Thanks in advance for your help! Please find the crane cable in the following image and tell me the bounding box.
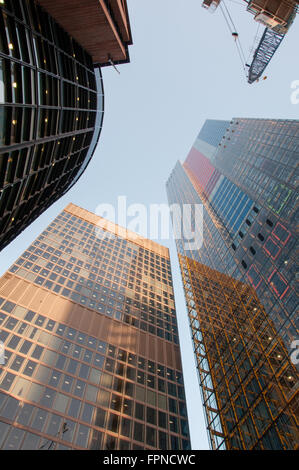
[219,2,247,76]
[222,1,247,64]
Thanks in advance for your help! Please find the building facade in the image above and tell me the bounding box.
[0,203,190,450]
[166,118,298,450]
[0,0,132,251]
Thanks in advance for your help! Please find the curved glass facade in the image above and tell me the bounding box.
[0,0,104,251]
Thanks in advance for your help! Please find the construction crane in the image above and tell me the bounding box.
[201,0,299,84]
[246,0,298,83]
[247,28,284,83]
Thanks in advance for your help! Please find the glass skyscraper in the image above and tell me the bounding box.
[0,203,190,450]
[166,118,298,450]
[0,0,132,251]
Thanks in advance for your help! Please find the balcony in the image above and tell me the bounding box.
[37,0,133,66]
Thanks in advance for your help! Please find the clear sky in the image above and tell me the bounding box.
[0,0,298,450]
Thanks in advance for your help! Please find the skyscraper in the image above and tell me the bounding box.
[166,118,298,450]
[0,0,132,251]
[0,203,190,450]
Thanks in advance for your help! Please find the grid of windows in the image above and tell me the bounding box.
[166,118,298,450]
[0,206,191,450]
[182,260,297,450]
[0,0,104,250]
[0,301,189,450]
[9,211,179,344]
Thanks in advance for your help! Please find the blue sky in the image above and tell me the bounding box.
[0,0,298,449]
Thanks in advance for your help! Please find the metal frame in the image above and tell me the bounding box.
[247,28,284,84]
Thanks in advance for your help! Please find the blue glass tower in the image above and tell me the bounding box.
[166,118,299,450]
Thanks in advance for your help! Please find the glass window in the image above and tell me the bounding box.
[3,428,25,450]
[4,317,18,330]
[125,381,134,397]
[32,345,43,359]
[24,311,35,322]
[147,389,156,407]
[74,380,85,398]
[135,403,144,421]
[35,364,51,383]
[168,398,177,414]
[81,403,94,423]
[35,315,46,327]
[13,305,28,319]
[31,408,48,432]
[67,358,78,375]
[97,389,110,408]
[146,426,156,447]
[2,301,15,313]
[38,330,51,346]
[78,363,89,380]
[55,354,67,370]
[40,387,56,408]
[22,432,41,450]
[16,403,35,426]
[61,375,73,393]
[67,398,81,419]
[159,431,168,449]
[61,420,76,444]
[12,377,31,397]
[121,417,131,438]
[66,328,77,340]
[94,407,106,428]
[53,393,69,414]
[168,382,177,397]
[146,407,157,425]
[123,398,133,416]
[90,368,101,385]
[42,350,57,366]
[29,382,44,403]
[56,324,66,336]
[0,372,16,391]
[104,435,117,450]
[159,411,167,429]
[85,384,98,403]
[0,312,7,325]
[133,422,144,442]
[135,385,145,402]
[171,435,179,450]
[181,419,189,437]
[97,340,107,354]
[169,415,178,433]
[83,349,93,363]
[158,378,165,393]
[107,412,119,433]
[77,332,87,344]
[126,366,136,381]
[48,335,63,351]
[94,353,104,368]
[1,396,19,420]
[75,424,90,448]
[7,334,22,350]
[87,336,97,349]
[17,322,29,335]
[46,414,63,436]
